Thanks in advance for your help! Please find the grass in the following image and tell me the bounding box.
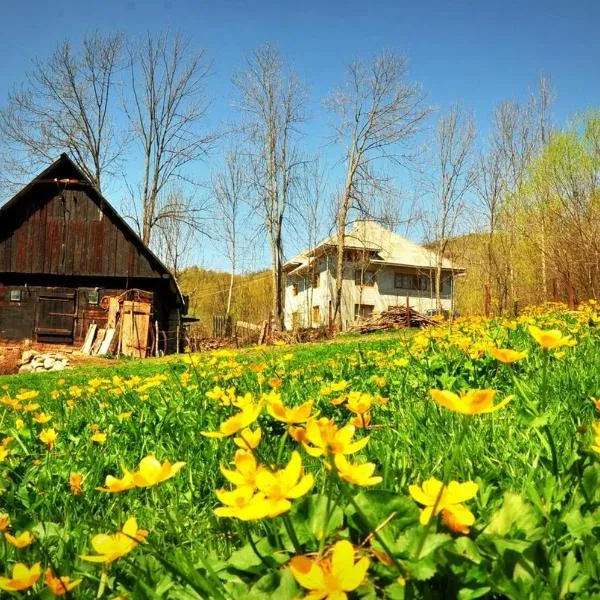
[0,304,599,598]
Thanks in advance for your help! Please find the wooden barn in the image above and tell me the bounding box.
[0,154,186,354]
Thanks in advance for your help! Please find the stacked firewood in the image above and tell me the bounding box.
[351,306,437,334]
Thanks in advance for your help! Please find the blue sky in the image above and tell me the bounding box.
[1,0,599,270]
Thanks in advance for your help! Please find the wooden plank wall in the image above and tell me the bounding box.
[0,186,160,279]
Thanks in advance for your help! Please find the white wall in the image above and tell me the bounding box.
[284,261,453,330]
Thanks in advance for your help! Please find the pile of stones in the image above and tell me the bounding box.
[18,351,71,373]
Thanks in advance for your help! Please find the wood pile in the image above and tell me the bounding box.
[351,306,437,334]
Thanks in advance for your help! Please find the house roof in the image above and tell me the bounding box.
[283,220,464,274]
[0,153,185,305]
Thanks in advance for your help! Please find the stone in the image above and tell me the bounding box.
[21,350,36,364]
[43,357,56,369]
[18,364,33,373]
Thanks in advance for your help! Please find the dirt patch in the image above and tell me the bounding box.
[0,347,20,376]
[0,341,120,376]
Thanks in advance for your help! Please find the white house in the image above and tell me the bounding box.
[283,220,464,330]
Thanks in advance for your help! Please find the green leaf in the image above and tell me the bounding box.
[582,464,600,503]
[307,495,344,541]
[384,582,406,600]
[457,587,492,600]
[563,508,596,539]
[485,493,540,537]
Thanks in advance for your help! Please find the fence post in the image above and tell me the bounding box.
[176,325,180,354]
[154,320,159,357]
[406,294,411,328]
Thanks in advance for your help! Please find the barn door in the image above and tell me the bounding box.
[36,293,76,344]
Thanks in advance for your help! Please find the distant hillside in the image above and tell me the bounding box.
[178,267,273,333]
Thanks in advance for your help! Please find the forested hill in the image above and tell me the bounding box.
[178,267,273,333]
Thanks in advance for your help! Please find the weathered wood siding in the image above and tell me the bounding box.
[0,185,161,279]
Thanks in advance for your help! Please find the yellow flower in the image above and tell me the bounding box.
[346,392,373,415]
[490,348,528,364]
[15,418,25,430]
[16,390,39,402]
[255,451,314,517]
[0,514,10,532]
[349,413,372,429]
[70,472,84,495]
[528,325,574,350]
[45,569,82,595]
[334,454,382,487]
[302,418,370,457]
[214,486,268,520]
[81,517,147,563]
[234,427,262,450]
[409,477,478,533]
[267,398,315,424]
[221,450,265,490]
[0,447,9,462]
[430,389,512,415]
[39,428,57,449]
[201,403,263,439]
[91,432,107,444]
[97,471,135,493]
[591,423,600,454]
[23,403,40,412]
[33,412,52,424]
[290,540,370,599]
[5,531,34,548]
[131,455,186,488]
[117,412,132,421]
[0,562,42,592]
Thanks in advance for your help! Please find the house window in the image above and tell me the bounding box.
[312,305,321,324]
[394,273,430,291]
[9,289,21,302]
[311,272,320,288]
[291,283,298,297]
[354,304,374,320]
[355,270,376,286]
[87,291,99,305]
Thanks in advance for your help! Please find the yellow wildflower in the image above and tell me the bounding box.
[0,562,42,592]
[302,418,369,457]
[201,403,263,439]
[45,569,82,595]
[233,427,262,450]
[221,450,265,489]
[409,477,478,533]
[528,325,574,350]
[131,455,186,488]
[69,472,84,495]
[39,428,57,449]
[430,389,512,415]
[81,517,147,563]
[490,348,528,364]
[91,432,107,444]
[32,412,52,424]
[290,540,370,599]
[255,451,314,517]
[334,454,382,487]
[5,531,34,549]
[0,514,10,532]
[267,398,315,424]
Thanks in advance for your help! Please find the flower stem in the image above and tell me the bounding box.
[282,514,302,554]
[414,417,471,560]
[243,522,269,567]
[335,474,407,578]
[318,468,335,555]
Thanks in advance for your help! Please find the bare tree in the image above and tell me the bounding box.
[0,31,124,192]
[153,190,200,277]
[326,51,431,329]
[126,32,214,245]
[426,106,476,311]
[232,43,307,329]
[212,147,247,320]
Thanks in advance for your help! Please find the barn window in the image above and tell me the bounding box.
[9,289,21,302]
[87,291,99,305]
